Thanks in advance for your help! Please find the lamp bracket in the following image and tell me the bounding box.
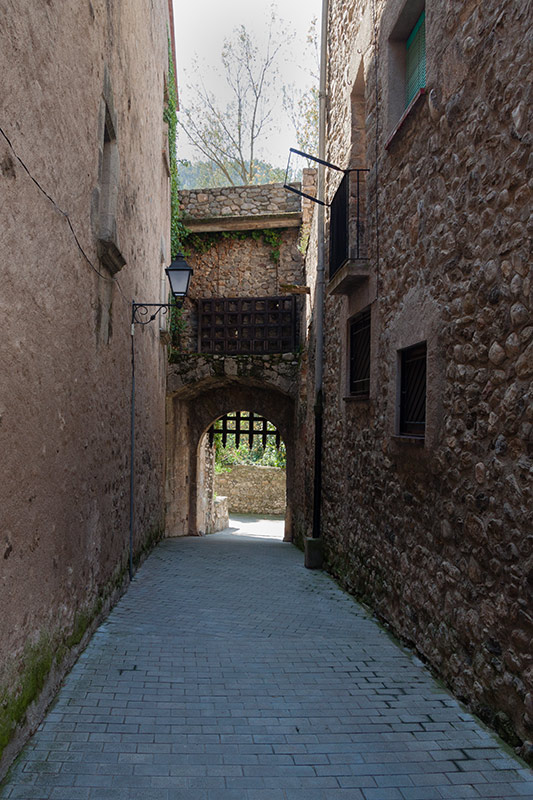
[132,301,182,326]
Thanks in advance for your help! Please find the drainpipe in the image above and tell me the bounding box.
[306,0,328,567]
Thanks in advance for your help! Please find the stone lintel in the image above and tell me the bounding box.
[183,212,302,233]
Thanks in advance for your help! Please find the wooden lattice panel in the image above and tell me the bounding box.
[198,296,297,354]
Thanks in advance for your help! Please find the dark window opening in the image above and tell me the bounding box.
[329,173,349,279]
[349,308,371,397]
[399,341,426,437]
[329,170,369,280]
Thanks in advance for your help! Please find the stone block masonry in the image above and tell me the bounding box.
[180,182,302,219]
[215,464,287,516]
[295,0,533,756]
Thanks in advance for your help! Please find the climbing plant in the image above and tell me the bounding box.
[164,37,189,351]
[184,228,284,265]
[164,38,188,259]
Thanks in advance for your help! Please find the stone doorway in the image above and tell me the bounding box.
[165,375,297,542]
[201,410,287,532]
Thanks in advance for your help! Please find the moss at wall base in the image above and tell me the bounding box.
[0,521,164,772]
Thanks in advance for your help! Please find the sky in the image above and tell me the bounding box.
[172,0,321,170]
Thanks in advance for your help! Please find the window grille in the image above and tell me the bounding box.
[349,308,371,396]
[198,296,297,354]
[208,411,281,450]
[406,11,426,106]
[399,342,426,437]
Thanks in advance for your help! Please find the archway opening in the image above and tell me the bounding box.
[196,410,287,538]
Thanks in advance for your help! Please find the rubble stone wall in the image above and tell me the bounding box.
[180,183,301,218]
[215,465,286,516]
[300,0,533,751]
[176,227,305,353]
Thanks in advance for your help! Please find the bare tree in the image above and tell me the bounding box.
[179,14,293,186]
[283,18,319,163]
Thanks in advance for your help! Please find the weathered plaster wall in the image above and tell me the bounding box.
[215,465,287,516]
[0,0,171,769]
[301,0,533,751]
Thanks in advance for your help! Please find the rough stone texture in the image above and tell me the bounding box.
[167,185,305,544]
[176,228,306,353]
[215,464,287,515]
[166,377,296,542]
[296,0,533,752]
[180,182,302,218]
[168,352,300,398]
[210,495,229,532]
[0,0,172,773]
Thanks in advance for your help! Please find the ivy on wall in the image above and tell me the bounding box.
[163,38,187,259]
[184,228,284,265]
[164,37,188,351]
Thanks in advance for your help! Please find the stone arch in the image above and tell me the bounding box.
[166,379,296,541]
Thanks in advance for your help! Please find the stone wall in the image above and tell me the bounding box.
[175,185,306,353]
[298,0,533,753]
[210,496,229,533]
[215,465,286,516]
[180,182,301,218]
[0,0,172,772]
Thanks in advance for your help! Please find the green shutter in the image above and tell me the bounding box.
[406,11,426,107]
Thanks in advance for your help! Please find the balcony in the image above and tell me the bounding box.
[328,169,370,296]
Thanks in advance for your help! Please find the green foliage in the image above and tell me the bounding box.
[164,37,189,354]
[214,435,286,472]
[0,634,54,754]
[164,39,188,259]
[212,413,286,472]
[179,14,294,186]
[184,228,283,265]
[168,301,187,351]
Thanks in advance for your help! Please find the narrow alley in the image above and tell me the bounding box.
[1,519,532,800]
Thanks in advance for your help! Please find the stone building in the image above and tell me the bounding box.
[167,182,308,539]
[295,0,532,754]
[1,0,532,774]
[0,0,175,769]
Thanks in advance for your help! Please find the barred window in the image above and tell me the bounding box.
[399,341,426,437]
[349,308,371,397]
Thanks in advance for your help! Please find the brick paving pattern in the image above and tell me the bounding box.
[2,517,532,799]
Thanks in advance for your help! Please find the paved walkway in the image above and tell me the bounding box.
[2,516,532,800]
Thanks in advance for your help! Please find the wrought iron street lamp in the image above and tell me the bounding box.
[132,253,193,325]
[129,254,193,579]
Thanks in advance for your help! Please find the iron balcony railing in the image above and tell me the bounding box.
[329,169,369,280]
[198,295,298,355]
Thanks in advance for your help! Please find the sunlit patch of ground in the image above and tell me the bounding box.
[217,513,285,540]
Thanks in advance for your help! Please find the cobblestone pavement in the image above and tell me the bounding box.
[2,517,533,800]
